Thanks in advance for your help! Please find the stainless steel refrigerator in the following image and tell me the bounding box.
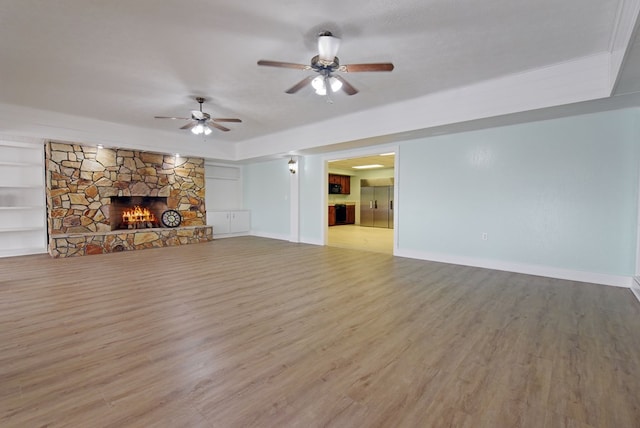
[360,178,394,229]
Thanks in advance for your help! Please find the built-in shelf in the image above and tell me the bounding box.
[0,206,45,210]
[0,227,44,233]
[0,161,43,167]
[0,139,46,258]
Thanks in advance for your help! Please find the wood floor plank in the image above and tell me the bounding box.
[1,236,639,427]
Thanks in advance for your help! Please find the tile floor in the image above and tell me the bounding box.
[327,224,394,254]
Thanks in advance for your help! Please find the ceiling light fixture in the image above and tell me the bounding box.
[318,32,341,63]
[288,157,297,174]
[379,152,395,156]
[352,164,384,169]
[311,75,342,96]
[191,120,212,136]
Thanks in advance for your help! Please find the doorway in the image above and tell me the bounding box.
[326,152,395,254]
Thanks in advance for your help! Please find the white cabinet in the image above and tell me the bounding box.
[209,210,250,237]
[0,140,46,257]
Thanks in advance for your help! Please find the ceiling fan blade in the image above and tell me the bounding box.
[257,60,311,70]
[180,121,197,130]
[285,76,314,94]
[333,75,358,95]
[154,116,190,120]
[210,122,230,132]
[212,118,242,123]
[340,63,395,72]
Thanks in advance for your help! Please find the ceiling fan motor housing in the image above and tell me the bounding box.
[311,55,339,71]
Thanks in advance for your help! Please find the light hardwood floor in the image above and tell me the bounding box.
[1,237,639,427]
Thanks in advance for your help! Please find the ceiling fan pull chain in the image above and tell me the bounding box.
[324,75,334,104]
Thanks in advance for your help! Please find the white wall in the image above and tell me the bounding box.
[396,108,640,284]
[243,159,291,240]
[254,108,640,286]
[205,163,243,211]
[299,155,324,245]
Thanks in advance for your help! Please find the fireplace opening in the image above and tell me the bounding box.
[110,196,169,231]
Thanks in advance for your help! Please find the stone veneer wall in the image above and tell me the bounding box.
[50,226,213,257]
[45,141,211,257]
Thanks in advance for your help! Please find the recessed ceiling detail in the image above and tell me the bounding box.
[0,0,637,156]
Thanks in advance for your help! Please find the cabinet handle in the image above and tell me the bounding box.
[374,200,378,209]
[390,200,393,210]
[369,201,373,209]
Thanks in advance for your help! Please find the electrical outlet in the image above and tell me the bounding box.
[482,232,488,241]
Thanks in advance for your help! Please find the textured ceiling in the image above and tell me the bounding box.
[0,0,636,151]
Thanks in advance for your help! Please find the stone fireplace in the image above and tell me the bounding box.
[110,196,168,230]
[45,141,213,257]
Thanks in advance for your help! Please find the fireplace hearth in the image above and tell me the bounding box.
[110,196,168,231]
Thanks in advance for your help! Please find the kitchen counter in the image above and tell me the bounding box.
[328,204,356,226]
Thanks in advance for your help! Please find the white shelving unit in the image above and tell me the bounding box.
[205,163,250,238]
[0,139,46,257]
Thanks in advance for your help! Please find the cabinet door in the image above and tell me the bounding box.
[230,211,250,233]
[328,206,336,226]
[346,205,355,224]
[341,175,350,194]
[328,174,339,184]
[209,211,231,234]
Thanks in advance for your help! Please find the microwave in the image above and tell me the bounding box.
[329,183,342,194]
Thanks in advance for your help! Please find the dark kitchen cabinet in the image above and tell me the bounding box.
[328,174,351,194]
[329,204,355,226]
[346,205,355,224]
[340,175,350,194]
[328,205,336,226]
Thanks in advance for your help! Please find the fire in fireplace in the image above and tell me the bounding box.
[122,206,158,229]
[110,196,168,231]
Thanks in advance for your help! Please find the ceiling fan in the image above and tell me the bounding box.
[257,31,394,100]
[154,97,241,135]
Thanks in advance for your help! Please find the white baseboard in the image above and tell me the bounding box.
[394,248,633,288]
[212,232,250,239]
[632,277,640,303]
[249,231,291,241]
[299,236,324,246]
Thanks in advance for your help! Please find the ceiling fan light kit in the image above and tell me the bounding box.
[257,30,394,98]
[311,75,342,95]
[191,122,212,136]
